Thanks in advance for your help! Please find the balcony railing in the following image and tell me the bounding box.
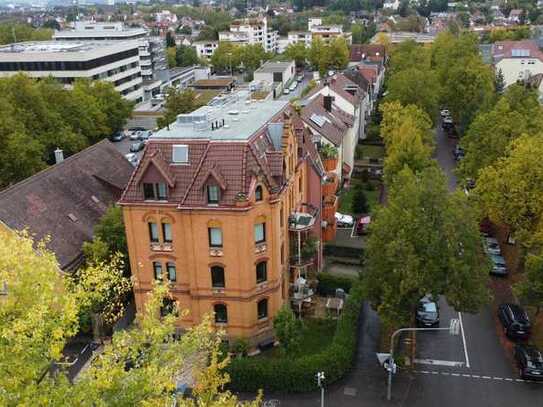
[288,203,319,232]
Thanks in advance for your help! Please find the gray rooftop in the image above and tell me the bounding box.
[254,61,295,74]
[152,91,288,141]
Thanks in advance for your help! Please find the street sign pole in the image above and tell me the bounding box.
[316,371,325,407]
[384,319,460,401]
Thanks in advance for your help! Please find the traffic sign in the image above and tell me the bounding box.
[376,352,391,366]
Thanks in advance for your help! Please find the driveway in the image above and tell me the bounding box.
[277,71,312,101]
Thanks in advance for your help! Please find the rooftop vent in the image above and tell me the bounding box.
[67,213,78,222]
[172,145,189,163]
[91,195,100,203]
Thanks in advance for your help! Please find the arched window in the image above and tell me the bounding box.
[214,303,228,323]
[257,298,268,320]
[153,262,162,280]
[256,261,267,284]
[255,185,263,202]
[211,266,225,288]
[166,262,176,282]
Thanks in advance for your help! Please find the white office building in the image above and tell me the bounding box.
[0,41,144,102]
[219,15,278,53]
[193,41,219,61]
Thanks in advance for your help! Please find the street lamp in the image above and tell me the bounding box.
[316,371,325,407]
[382,319,460,401]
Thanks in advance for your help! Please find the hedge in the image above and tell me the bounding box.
[316,272,355,296]
[226,282,363,392]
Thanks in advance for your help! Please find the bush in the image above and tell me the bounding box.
[352,185,368,214]
[226,282,363,392]
[316,272,355,296]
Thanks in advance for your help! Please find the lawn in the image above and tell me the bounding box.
[257,318,337,359]
[194,90,220,106]
[338,180,380,215]
[356,144,385,160]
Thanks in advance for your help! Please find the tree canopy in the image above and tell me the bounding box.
[157,87,203,129]
[363,167,490,326]
[0,75,133,188]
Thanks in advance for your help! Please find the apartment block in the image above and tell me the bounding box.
[0,41,144,102]
[119,92,324,345]
[218,15,278,53]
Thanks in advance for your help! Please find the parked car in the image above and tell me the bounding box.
[129,131,141,141]
[124,153,138,166]
[128,127,145,133]
[355,216,371,236]
[416,295,440,327]
[130,141,145,153]
[139,130,152,141]
[514,344,543,380]
[283,88,290,95]
[453,145,465,161]
[489,253,508,276]
[440,109,450,118]
[289,82,297,91]
[442,117,454,129]
[484,237,501,256]
[110,131,125,142]
[335,212,354,228]
[297,74,304,82]
[498,303,531,340]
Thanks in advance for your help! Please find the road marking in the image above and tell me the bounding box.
[413,370,543,384]
[458,312,470,368]
[350,223,356,238]
[414,359,465,367]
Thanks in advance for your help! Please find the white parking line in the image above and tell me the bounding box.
[413,370,543,384]
[458,312,470,368]
[414,359,465,367]
[350,223,356,238]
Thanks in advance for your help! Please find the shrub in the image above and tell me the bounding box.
[352,185,368,214]
[320,144,338,160]
[226,282,363,392]
[231,337,250,356]
[316,272,355,296]
[273,305,302,355]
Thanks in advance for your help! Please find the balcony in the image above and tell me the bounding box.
[288,203,319,232]
[322,173,339,197]
[322,194,338,222]
[290,235,319,268]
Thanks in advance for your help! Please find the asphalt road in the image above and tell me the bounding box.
[278,71,312,101]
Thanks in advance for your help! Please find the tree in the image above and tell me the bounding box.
[363,166,490,327]
[385,67,440,120]
[178,25,192,35]
[0,233,261,406]
[383,116,436,184]
[388,39,431,76]
[352,184,369,214]
[239,43,270,72]
[458,88,543,180]
[495,68,505,94]
[157,87,200,129]
[83,205,128,264]
[176,44,199,67]
[273,305,302,355]
[514,253,543,315]
[474,135,543,246]
[42,19,61,30]
[0,231,79,406]
[308,36,326,72]
[0,22,52,44]
[328,37,350,70]
[379,101,433,148]
[284,42,308,67]
[211,42,242,72]
[166,31,176,48]
[167,46,177,68]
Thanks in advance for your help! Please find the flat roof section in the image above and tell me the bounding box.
[254,61,294,74]
[152,90,288,141]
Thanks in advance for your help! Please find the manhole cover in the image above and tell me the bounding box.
[344,387,357,396]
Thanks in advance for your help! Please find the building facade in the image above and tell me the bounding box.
[0,41,144,102]
[120,94,323,345]
[219,15,278,53]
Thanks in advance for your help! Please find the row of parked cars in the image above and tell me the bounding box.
[440,108,458,138]
[482,234,508,276]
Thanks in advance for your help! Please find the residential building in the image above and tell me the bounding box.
[53,22,166,82]
[119,92,324,345]
[219,15,278,53]
[371,31,436,44]
[253,61,296,88]
[280,18,352,53]
[0,41,144,102]
[492,40,543,87]
[305,73,367,174]
[0,140,134,272]
[193,41,219,61]
[286,31,312,47]
[350,44,387,66]
[383,0,400,10]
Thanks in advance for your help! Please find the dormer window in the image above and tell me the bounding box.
[207,185,220,204]
[143,182,167,200]
[255,185,263,202]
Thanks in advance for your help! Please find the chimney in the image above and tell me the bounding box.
[323,96,333,112]
[54,148,64,164]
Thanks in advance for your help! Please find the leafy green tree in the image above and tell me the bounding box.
[379,101,434,148]
[166,31,176,48]
[284,42,308,67]
[273,305,302,355]
[309,36,326,72]
[167,46,177,68]
[388,40,431,75]
[328,37,350,70]
[176,44,199,67]
[352,184,369,214]
[197,26,219,41]
[0,231,79,406]
[514,253,543,315]
[459,88,543,180]
[475,135,543,246]
[83,205,128,264]
[495,68,505,94]
[211,42,242,72]
[0,22,52,44]
[385,67,440,119]
[239,43,270,72]
[362,166,490,327]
